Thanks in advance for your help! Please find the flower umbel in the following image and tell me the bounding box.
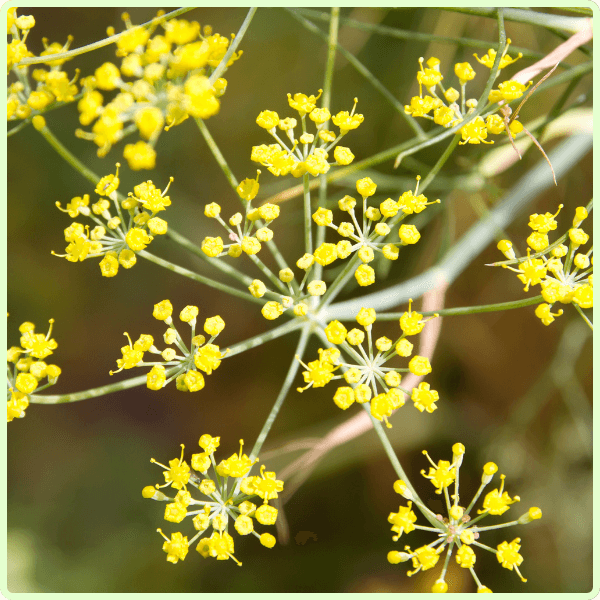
[387,444,541,592]
[110,300,228,392]
[493,203,593,328]
[297,304,439,426]
[252,91,362,178]
[74,13,242,169]
[52,168,173,277]
[7,317,62,422]
[313,176,440,286]
[145,435,283,565]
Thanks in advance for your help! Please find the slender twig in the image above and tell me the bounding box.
[248,325,311,461]
[209,7,257,84]
[377,295,544,320]
[324,133,592,320]
[139,250,260,304]
[294,9,543,59]
[16,7,195,67]
[286,8,426,140]
[439,8,590,33]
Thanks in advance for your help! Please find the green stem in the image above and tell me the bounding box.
[318,253,360,310]
[440,7,590,32]
[314,7,339,282]
[324,133,592,320]
[209,7,257,84]
[194,117,239,189]
[377,295,544,320]
[138,250,261,304]
[573,303,593,330]
[248,254,288,295]
[36,123,99,186]
[31,319,304,406]
[394,9,506,168]
[365,406,441,529]
[29,374,149,404]
[7,120,29,137]
[294,9,543,59]
[165,228,253,287]
[303,173,313,255]
[249,326,311,459]
[195,117,292,279]
[226,318,306,357]
[287,9,426,140]
[17,7,195,67]
[419,135,461,195]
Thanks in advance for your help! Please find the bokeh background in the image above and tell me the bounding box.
[7,7,593,593]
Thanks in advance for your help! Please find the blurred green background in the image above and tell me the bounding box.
[8,7,592,593]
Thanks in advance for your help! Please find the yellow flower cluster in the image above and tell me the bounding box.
[496,203,593,326]
[313,176,439,287]
[251,90,363,178]
[297,304,440,426]
[75,13,242,170]
[387,444,542,592]
[201,171,281,259]
[7,318,62,422]
[7,8,79,122]
[111,300,227,393]
[144,435,283,565]
[404,40,530,146]
[52,165,172,277]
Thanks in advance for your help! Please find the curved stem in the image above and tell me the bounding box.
[294,9,543,59]
[209,7,258,84]
[138,250,260,304]
[29,374,149,404]
[314,8,339,282]
[226,317,306,357]
[287,9,426,140]
[303,173,313,255]
[16,7,195,67]
[249,325,311,460]
[194,117,239,189]
[165,227,254,287]
[36,123,99,186]
[377,295,544,320]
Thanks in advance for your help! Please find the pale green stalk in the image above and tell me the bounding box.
[16,7,195,67]
[7,120,29,137]
[139,250,261,304]
[302,173,313,255]
[195,117,239,189]
[226,318,306,357]
[377,295,545,320]
[440,7,591,33]
[573,304,593,330]
[287,9,426,140]
[36,123,99,186]
[295,8,543,59]
[165,228,254,287]
[31,317,304,405]
[314,7,339,282]
[248,325,311,461]
[248,254,288,295]
[209,8,257,84]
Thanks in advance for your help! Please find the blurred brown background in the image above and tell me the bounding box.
[8,7,592,593]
